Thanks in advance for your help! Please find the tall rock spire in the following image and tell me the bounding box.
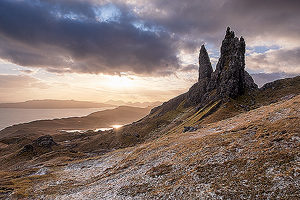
[207,27,247,99]
[184,27,257,108]
[198,45,213,82]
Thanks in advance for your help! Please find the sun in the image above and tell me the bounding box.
[104,75,135,89]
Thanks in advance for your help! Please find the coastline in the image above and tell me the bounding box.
[0,107,114,131]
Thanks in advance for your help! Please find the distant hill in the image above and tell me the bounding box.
[0,99,113,109]
[0,99,162,109]
[0,106,152,140]
[105,100,162,108]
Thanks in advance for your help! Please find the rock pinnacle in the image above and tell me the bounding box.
[198,45,213,82]
[184,27,258,108]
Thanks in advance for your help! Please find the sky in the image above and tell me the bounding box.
[0,0,300,103]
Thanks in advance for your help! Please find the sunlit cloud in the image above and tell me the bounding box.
[246,47,300,74]
[0,74,40,88]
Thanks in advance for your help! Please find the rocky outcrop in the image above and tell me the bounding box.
[150,27,257,115]
[33,135,57,147]
[244,70,259,91]
[185,27,257,108]
[17,135,57,157]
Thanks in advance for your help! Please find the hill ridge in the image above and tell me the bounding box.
[22,93,300,199]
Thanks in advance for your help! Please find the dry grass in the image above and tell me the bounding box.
[7,94,297,199]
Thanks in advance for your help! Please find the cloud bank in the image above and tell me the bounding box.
[0,0,300,76]
[0,0,180,76]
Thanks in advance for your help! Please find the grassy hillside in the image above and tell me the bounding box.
[0,76,299,199]
[115,76,300,145]
[1,92,298,199]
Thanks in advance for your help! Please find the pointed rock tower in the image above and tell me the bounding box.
[185,27,257,108]
[207,27,247,99]
[198,45,213,81]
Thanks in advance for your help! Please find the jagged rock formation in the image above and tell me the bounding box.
[151,27,258,116]
[185,27,257,108]
[207,27,246,98]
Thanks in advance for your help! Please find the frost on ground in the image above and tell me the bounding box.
[25,95,300,199]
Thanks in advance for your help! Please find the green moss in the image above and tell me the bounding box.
[166,100,221,135]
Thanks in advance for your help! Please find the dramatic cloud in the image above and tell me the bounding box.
[132,0,300,46]
[0,0,299,77]
[18,69,36,74]
[0,0,180,76]
[180,64,198,72]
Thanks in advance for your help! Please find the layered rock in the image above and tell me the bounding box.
[185,27,257,108]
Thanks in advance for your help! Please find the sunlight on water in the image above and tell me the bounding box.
[61,126,121,133]
[0,108,113,130]
[112,125,123,129]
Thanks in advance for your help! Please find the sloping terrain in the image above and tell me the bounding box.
[2,93,298,199]
[0,76,299,188]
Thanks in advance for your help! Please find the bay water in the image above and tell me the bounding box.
[0,107,114,131]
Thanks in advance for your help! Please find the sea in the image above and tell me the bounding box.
[0,107,114,131]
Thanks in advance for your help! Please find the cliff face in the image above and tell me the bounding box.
[185,27,257,108]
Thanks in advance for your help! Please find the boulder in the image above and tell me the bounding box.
[33,135,57,147]
[183,126,198,133]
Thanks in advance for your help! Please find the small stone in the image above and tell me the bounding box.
[183,126,198,133]
[20,144,34,153]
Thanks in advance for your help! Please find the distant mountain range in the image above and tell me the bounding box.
[105,100,162,108]
[0,99,162,109]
